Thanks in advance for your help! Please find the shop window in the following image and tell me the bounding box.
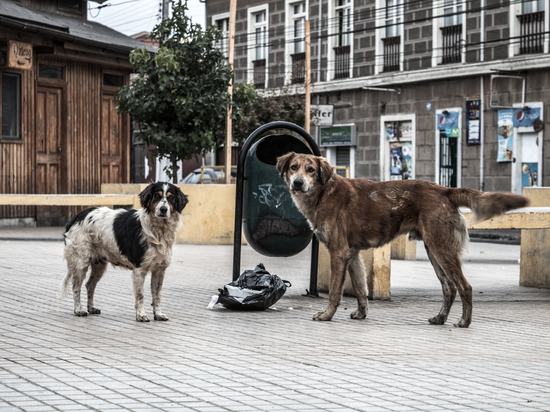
[103,73,124,87]
[39,64,64,80]
[1,72,21,140]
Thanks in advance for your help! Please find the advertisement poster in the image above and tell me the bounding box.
[390,144,402,180]
[386,122,397,141]
[401,141,412,180]
[466,100,480,145]
[497,110,514,162]
[513,108,541,128]
[319,124,357,146]
[522,163,538,189]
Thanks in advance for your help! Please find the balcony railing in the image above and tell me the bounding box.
[382,36,400,72]
[291,52,306,84]
[440,24,462,64]
[333,45,350,79]
[252,59,266,89]
[518,11,545,54]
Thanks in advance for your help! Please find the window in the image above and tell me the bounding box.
[212,13,230,58]
[443,0,463,27]
[39,64,64,80]
[247,5,269,89]
[432,0,465,66]
[254,11,267,61]
[58,0,81,12]
[385,0,402,37]
[103,73,124,87]
[329,0,352,79]
[286,1,307,84]
[521,0,545,14]
[2,73,21,140]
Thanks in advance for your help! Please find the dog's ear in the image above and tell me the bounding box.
[138,183,155,209]
[317,157,334,185]
[276,152,295,178]
[173,185,188,213]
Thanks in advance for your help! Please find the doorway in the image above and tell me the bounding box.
[35,85,66,226]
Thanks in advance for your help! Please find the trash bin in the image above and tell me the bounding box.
[243,134,313,257]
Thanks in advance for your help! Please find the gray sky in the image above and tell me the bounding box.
[88,0,206,37]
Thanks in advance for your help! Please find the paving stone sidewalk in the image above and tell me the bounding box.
[0,236,549,412]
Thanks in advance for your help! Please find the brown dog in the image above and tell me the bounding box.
[277,152,528,327]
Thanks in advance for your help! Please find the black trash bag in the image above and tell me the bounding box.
[216,264,291,311]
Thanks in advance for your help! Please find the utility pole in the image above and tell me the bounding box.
[162,0,170,20]
[225,0,237,184]
[305,20,311,133]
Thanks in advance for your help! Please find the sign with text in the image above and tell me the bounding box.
[497,110,514,162]
[7,40,32,70]
[466,99,480,145]
[319,124,356,147]
[311,105,334,126]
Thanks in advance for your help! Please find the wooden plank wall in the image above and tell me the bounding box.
[0,56,130,221]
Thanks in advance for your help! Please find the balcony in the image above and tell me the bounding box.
[333,45,350,79]
[382,36,400,72]
[440,24,462,64]
[291,52,306,84]
[518,11,545,54]
[252,59,266,89]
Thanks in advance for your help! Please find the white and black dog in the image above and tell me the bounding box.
[60,182,188,322]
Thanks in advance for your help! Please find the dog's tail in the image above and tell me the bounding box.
[447,188,529,223]
[59,272,72,299]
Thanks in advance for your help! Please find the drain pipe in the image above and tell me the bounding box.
[480,76,485,192]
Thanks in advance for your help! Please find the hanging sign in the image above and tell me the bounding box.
[437,112,459,130]
[466,99,480,145]
[7,40,33,70]
[513,107,541,128]
[497,110,514,162]
[311,105,334,126]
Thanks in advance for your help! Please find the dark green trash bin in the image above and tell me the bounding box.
[242,134,313,257]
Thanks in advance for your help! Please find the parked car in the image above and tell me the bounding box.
[180,168,221,184]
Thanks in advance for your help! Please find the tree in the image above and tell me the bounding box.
[232,84,306,146]
[115,0,235,182]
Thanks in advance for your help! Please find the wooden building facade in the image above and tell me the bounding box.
[0,0,155,225]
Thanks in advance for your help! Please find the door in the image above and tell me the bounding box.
[36,86,66,226]
[101,92,127,183]
[515,132,541,194]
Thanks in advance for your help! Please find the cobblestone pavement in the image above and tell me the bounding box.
[0,235,549,412]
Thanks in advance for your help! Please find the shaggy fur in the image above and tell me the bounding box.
[277,153,529,327]
[60,182,188,322]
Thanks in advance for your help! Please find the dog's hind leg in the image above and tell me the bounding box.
[347,249,368,320]
[314,248,350,321]
[426,245,472,328]
[424,244,457,325]
[86,259,107,315]
[68,261,89,317]
[151,267,168,321]
[132,268,150,322]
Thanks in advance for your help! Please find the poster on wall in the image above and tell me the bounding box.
[401,141,412,180]
[386,122,397,141]
[522,163,539,189]
[497,110,514,162]
[390,143,402,180]
[466,99,480,145]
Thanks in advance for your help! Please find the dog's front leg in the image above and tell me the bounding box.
[132,268,150,322]
[151,267,168,321]
[314,250,348,321]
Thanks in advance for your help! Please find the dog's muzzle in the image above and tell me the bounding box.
[157,204,169,218]
[291,178,306,192]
